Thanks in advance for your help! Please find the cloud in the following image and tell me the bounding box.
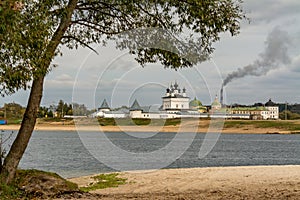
[244,0,300,23]
[45,74,74,88]
[290,54,300,72]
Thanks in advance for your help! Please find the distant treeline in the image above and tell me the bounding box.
[0,100,96,119]
[278,104,300,114]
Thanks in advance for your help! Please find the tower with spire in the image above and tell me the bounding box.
[99,99,110,112]
[129,99,143,118]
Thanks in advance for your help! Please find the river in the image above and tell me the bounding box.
[1,131,300,178]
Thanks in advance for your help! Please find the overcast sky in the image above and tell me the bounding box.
[1,0,300,109]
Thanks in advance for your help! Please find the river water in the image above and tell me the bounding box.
[1,131,300,178]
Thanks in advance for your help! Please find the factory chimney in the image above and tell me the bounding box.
[220,84,224,106]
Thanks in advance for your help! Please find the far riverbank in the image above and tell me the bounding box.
[1,119,299,134]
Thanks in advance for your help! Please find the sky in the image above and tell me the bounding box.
[1,0,300,109]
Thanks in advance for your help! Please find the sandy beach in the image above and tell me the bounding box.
[62,165,300,199]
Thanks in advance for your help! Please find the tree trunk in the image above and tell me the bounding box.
[0,0,78,184]
[1,75,45,184]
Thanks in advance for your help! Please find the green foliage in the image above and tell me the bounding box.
[0,180,23,200]
[55,100,74,117]
[1,0,246,96]
[0,0,57,96]
[80,173,126,192]
[38,106,54,118]
[279,111,300,120]
[0,102,25,119]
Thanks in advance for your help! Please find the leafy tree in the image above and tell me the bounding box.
[48,110,54,118]
[279,111,300,120]
[56,100,65,118]
[66,104,73,115]
[63,103,70,116]
[72,103,87,116]
[38,106,54,118]
[0,0,246,183]
[55,100,73,117]
[2,102,25,119]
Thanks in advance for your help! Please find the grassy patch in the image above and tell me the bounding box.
[5,118,22,125]
[15,169,78,191]
[37,118,74,124]
[224,120,300,131]
[98,118,181,126]
[80,173,126,192]
[224,120,256,128]
[0,181,23,200]
[1,169,79,199]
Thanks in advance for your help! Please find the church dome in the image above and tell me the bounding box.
[211,96,221,110]
[189,98,202,108]
[265,99,276,107]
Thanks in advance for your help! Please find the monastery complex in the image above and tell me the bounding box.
[96,82,279,120]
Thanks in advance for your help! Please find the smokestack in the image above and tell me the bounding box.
[220,84,224,106]
[223,27,291,86]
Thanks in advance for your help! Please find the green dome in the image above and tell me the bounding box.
[189,97,202,108]
[212,101,221,106]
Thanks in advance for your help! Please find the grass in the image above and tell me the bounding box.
[98,118,181,126]
[0,180,23,200]
[15,169,78,191]
[5,118,22,125]
[224,120,300,131]
[0,170,128,199]
[0,169,78,200]
[80,173,127,192]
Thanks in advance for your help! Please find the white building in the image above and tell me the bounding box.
[129,99,179,119]
[128,82,194,119]
[96,99,128,118]
[264,99,279,120]
[162,82,190,113]
[229,99,279,120]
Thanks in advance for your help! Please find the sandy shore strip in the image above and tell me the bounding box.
[0,123,296,134]
[66,165,300,200]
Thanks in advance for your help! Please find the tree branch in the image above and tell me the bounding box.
[71,20,121,35]
[62,35,98,54]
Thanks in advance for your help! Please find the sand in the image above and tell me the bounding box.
[64,165,300,199]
